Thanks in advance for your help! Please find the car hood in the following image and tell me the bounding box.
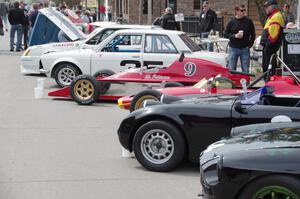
[188,51,228,67]
[201,123,300,173]
[41,48,93,59]
[39,8,86,41]
[26,41,83,56]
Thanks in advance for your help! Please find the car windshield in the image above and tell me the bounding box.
[192,76,234,89]
[85,29,116,45]
[179,34,201,52]
[239,86,276,105]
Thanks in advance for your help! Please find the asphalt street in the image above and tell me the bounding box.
[0,30,200,199]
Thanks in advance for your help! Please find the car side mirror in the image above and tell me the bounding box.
[234,102,247,114]
[179,52,185,62]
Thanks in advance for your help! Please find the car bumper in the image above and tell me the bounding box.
[117,116,138,151]
[20,56,43,74]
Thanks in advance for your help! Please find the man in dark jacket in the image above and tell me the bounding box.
[160,7,180,30]
[20,1,29,49]
[199,1,218,51]
[224,4,255,73]
[8,1,26,51]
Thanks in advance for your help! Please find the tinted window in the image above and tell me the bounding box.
[144,34,178,54]
[180,34,201,52]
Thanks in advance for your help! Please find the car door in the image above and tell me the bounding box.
[90,33,143,75]
[142,34,180,69]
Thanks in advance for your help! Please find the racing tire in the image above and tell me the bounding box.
[133,120,186,172]
[162,82,184,88]
[54,63,81,87]
[93,69,115,94]
[70,74,100,105]
[238,175,300,199]
[130,89,162,112]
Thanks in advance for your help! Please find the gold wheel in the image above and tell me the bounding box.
[73,79,95,101]
[134,95,159,110]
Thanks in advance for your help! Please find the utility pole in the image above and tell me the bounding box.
[148,0,152,24]
[297,0,300,29]
[138,0,143,24]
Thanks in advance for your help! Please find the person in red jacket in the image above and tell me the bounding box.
[99,4,105,21]
[260,0,285,74]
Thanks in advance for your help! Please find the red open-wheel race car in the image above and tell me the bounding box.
[48,55,253,105]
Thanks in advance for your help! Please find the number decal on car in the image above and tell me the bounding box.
[184,62,197,76]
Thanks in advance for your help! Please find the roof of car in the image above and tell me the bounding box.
[111,28,184,35]
[108,24,162,29]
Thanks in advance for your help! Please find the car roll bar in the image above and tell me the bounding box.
[269,54,300,84]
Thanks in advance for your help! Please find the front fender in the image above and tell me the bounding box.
[45,57,85,77]
[118,106,185,151]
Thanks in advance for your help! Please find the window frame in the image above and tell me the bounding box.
[144,34,179,54]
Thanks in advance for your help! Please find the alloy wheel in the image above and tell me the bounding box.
[140,129,174,164]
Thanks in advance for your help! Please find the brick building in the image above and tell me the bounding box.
[110,0,297,35]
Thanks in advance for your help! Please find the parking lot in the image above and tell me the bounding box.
[0,31,200,199]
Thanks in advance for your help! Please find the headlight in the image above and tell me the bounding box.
[22,49,31,56]
[202,155,223,186]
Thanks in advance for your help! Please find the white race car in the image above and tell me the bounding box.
[21,24,161,75]
[40,29,229,87]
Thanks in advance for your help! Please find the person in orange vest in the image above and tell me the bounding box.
[260,0,285,74]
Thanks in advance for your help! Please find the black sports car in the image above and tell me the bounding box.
[200,122,300,199]
[117,87,300,172]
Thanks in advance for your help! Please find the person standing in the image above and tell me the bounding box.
[160,7,180,30]
[282,3,295,26]
[0,16,4,35]
[82,10,92,23]
[8,1,26,51]
[199,1,218,51]
[28,3,39,30]
[99,4,105,21]
[0,1,9,32]
[20,1,29,50]
[224,4,255,73]
[260,0,284,74]
[107,5,112,21]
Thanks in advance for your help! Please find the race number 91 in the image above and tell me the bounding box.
[184,62,196,77]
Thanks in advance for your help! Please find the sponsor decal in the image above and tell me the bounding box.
[184,62,197,76]
[53,43,75,47]
[144,74,170,80]
[285,32,300,44]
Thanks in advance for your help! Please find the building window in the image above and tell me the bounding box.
[194,0,201,10]
[143,0,153,14]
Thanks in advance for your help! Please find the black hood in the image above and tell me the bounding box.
[201,123,300,173]
[172,94,237,106]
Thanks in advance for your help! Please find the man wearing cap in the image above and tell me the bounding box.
[260,0,285,74]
